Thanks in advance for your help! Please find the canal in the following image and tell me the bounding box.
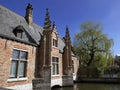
[52,83,120,90]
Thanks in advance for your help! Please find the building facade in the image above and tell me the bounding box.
[0,4,78,90]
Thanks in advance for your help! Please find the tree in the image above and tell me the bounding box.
[74,21,113,67]
[95,52,114,76]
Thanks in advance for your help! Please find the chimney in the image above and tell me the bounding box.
[25,3,33,26]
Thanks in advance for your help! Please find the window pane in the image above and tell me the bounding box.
[56,58,58,62]
[52,57,55,62]
[10,61,17,78]
[57,64,59,74]
[55,64,57,75]
[52,57,59,75]
[53,39,58,47]
[12,50,19,59]
[19,61,26,77]
[52,63,55,75]
[55,40,57,47]
[17,32,22,38]
[72,61,74,73]
[53,39,54,46]
[20,51,27,60]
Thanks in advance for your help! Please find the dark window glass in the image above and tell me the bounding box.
[53,39,58,47]
[12,50,19,59]
[72,61,74,73]
[21,51,27,60]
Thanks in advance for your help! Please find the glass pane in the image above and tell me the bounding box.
[52,63,55,75]
[18,61,26,77]
[55,40,57,47]
[20,51,27,60]
[10,61,17,78]
[17,32,22,38]
[57,64,59,74]
[53,39,54,46]
[55,64,57,75]
[52,57,55,62]
[12,50,19,59]
[56,58,58,62]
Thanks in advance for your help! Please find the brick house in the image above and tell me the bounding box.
[0,4,78,90]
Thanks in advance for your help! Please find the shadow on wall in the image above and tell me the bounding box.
[51,85,62,89]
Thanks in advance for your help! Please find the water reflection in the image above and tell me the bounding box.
[52,83,120,90]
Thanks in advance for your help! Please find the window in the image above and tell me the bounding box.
[16,31,23,38]
[53,39,58,47]
[72,61,74,73]
[13,25,24,39]
[52,57,59,75]
[10,49,28,78]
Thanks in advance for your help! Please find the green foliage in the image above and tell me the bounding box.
[94,52,114,75]
[73,21,114,73]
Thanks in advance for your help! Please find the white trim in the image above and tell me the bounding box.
[51,78,62,87]
[52,46,59,49]
[7,83,32,90]
[13,48,28,52]
[52,74,60,77]
[73,75,76,81]
[51,57,59,75]
[7,77,28,82]
[52,55,59,58]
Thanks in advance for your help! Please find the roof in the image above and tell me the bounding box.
[0,5,43,46]
[58,37,65,53]
[0,5,76,55]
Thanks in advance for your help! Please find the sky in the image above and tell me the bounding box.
[0,0,120,55]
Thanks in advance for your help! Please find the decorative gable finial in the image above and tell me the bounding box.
[65,25,70,41]
[52,21,57,33]
[43,8,51,30]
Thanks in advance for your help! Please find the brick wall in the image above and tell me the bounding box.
[0,33,78,88]
[0,38,36,87]
[51,31,63,79]
[51,31,78,80]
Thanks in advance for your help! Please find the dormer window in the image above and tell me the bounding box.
[53,38,58,47]
[13,25,24,39]
[16,30,23,38]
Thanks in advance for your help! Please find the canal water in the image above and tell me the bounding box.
[52,83,120,90]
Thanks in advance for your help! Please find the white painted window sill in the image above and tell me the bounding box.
[73,73,75,75]
[52,74,60,77]
[52,46,59,49]
[7,77,28,82]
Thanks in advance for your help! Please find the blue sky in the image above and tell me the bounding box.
[1,0,120,55]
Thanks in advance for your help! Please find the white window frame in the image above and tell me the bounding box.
[52,57,59,76]
[9,48,28,81]
[52,38,58,47]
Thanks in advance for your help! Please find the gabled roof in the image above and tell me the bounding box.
[58,37,65,53]
[0,5,43,46]
[0,5,76,55]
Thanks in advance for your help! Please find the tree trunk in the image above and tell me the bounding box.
[87,53,94,66]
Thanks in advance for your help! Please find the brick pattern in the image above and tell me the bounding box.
[0,31,78,88]
[0,38,36,87]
